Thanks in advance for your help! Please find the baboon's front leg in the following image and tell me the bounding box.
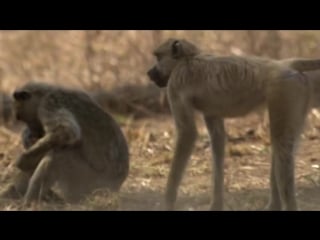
[16,108,81,172]
[15,135,54,171]
[165,96,197,210]
[204,115,225,211]
[21,127,43,149]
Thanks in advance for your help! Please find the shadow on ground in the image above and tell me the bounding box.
[119,184,320,211]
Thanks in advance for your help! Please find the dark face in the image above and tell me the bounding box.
[12,90,39,124]
[147,66,169,88]
[147,38,200,88]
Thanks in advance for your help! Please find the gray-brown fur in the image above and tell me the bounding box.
[147,38,320,211]
[1,82,129,204]
[90,84,170,118]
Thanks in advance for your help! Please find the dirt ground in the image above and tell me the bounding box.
[1,112,320,211]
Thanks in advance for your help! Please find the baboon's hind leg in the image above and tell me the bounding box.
[267,80,309,211]
[204,115,225,211]
[0,171,32,199]
[266,155,282,210]
[24,154,56,205]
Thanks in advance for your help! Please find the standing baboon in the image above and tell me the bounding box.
[0,82,129,204]
[147,38,320,211]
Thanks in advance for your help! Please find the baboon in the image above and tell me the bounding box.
[147,38,320,211]
[90,84,169,118]
[0,82,129,204]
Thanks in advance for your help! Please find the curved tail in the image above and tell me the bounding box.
[289,59,320,72]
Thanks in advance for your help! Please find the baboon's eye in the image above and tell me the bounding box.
[13,91,31,101]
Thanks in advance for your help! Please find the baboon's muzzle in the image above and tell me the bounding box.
[15,113,21,121]
[14,109,24,121]
[13,104,21,121]
[147,67,168,88]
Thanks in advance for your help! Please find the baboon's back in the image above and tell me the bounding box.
[42,88,129,175]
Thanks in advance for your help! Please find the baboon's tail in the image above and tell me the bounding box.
[289,59,320,72]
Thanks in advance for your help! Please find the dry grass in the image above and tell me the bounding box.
[1,112,320,211]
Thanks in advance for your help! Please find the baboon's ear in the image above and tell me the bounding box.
[172,40,182,58]
[13,90,31,101]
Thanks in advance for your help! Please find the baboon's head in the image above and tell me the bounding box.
[12,82,52,124]
[147,38,200,88]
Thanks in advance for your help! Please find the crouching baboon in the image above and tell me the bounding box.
[147,38,320,211]
[0,82,129,204]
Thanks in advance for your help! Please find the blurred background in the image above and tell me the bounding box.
[1,30,320,121]
[1,30,320,92]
